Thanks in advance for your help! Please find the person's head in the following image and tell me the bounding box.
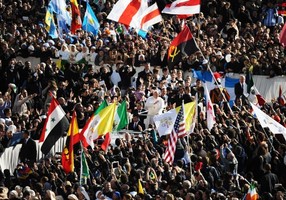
[152,89,159,98]
[144,62,151,71]
[132,114,139,122]
[23,130,30,139]
[239,75,245,84]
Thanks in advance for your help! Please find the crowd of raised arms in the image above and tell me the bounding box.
[0,0,286,199]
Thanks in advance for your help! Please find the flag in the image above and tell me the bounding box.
[61,111,78,174]
[163,104,185,165]
[39,97,69,154]
[45,6,59,39]
[204,84,216,130]
[280,23,286,47]
[70,0,82,34]
[139,3,162,31]
[82,2,100,35]
[80,146,90,185]
[251,103,286,141]
[101,132,111,151]
[107,0,162,32]
[279,3,286,16]
[168,26,199,69]
[57,14,70,36]
[81,103,117,149]
[138,179,144,194]
[49,0,71,26]
[192,70,213,82]
[278,3,286,16]
[245,184,259,200]
[154,102,195,137]
[278,85,285,105]
[154,108,177,137]
[162,0,200,15]
[114,101,129,131]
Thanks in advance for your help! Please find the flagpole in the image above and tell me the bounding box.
[192,35,234,115]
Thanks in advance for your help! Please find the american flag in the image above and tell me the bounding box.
[163,104,186,164]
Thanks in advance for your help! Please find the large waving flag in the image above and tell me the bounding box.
[82,2,100,35]
[81,103,117,149]
[251,103,286,141]
[40,96,69,154]
[49,0,71,28]
[204,84,216,130]
[70,0,82,34]
[101,101,128,151]
[162,0,200,15]
[107,0,162,32]
[163,104,185,165]
[168,26,199,69]
[61,111,78,174]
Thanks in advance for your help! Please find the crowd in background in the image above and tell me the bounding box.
[0,0,286,199]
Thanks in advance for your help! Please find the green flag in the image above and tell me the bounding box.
[95,100,108,114]
[114,100,128,131]
[80,147,90,185]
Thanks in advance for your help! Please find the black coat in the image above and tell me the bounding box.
[19,138,37,164]
[128,120,146,132]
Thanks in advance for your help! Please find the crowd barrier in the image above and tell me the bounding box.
[0,137,66,175]
[16,56,286,103]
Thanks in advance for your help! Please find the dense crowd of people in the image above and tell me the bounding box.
[0,0,286,199]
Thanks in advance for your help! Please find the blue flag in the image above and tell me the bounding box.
[82,3,100,35]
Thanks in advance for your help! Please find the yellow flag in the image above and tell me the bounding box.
[138,179,144,194]
[82,103,117,148]
[175,102,196,131]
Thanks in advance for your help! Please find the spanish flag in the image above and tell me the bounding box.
[167,26,199,69]
[61,111,78,174]
[70,0,82,34]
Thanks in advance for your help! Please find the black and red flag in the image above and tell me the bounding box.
[167,25,199,69]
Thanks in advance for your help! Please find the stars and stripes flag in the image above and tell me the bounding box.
[163,104,185,165]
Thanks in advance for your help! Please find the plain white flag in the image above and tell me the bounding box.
[251,103,286,141]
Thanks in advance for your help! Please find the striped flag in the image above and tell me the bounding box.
[245,184,259,200]
[162,0,200,15]
[163,104,185,165]
[168,26,199,69]
[107,0,162,32]
[39,96,69,154]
